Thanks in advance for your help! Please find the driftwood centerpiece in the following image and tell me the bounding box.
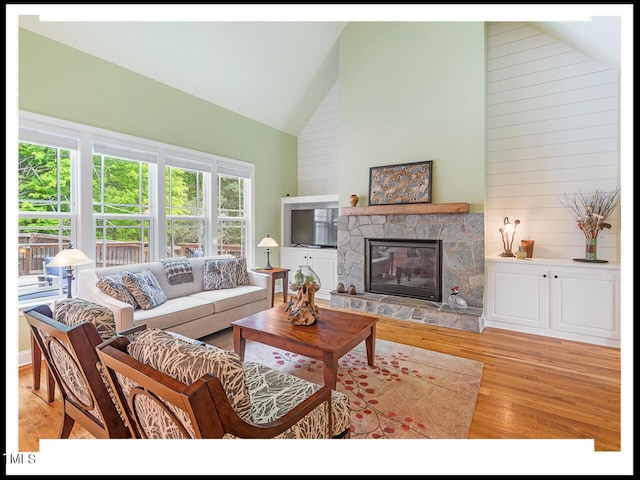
[286,280,320,326]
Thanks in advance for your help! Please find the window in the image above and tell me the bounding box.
[217,160,254,259]
[165,161,208,258]
[18,128,78,301]
[17,113,255,305]
[92,143,155,267]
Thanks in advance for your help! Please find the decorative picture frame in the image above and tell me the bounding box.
[368,160,433,205]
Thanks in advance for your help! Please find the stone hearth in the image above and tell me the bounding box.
[330,204,485,333]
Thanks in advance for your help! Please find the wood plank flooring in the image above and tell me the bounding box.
[16,298,621,453]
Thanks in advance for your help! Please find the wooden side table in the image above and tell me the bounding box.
[253,267,290,307]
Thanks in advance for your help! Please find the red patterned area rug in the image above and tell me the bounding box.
[242,339,484,439]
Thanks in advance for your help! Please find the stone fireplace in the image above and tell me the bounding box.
[330,203,485,333]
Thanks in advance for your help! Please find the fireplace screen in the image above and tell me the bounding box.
[365,238,442,302]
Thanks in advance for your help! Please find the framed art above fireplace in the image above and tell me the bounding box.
[368,160,433,205]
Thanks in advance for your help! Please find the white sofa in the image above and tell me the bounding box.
[77,255,272,339]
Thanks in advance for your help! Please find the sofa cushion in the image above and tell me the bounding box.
[96,272,139,309]
[132,296,214,330]
[123,269,167,310]
[203,257,249,290]
[190,285,267,313]
[53,297,116,340]
[126,328,252,420]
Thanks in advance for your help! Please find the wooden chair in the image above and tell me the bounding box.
[96,329,347,439]
[24,304,131,439]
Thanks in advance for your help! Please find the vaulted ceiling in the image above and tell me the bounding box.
[17,9,623,136]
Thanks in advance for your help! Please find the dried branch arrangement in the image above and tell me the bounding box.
[559,188,620,239]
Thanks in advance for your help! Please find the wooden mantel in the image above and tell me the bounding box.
[341,202,469,216]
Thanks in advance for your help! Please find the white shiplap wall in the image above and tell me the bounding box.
[297,81,340,196]
[486,22,620,261]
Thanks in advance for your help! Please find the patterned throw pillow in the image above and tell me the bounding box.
[234,257,250,286]
[96,272,139,309]
[126,328,252,420]
[203,257,251,291]
[53,298,116,341]
[122,270,167,310]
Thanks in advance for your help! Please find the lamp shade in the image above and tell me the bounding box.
[258,235,279,248]
[47,246,93,267]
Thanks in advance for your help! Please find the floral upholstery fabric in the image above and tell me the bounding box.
[120,328,349,439]
[112,370,195,439]
[53,298,117,341]
[243,361,351,438]
[96,272,139,310]
[202,257,250,291]
[125,328,252,420]
[38,298,120,425]
[122,269,167,310]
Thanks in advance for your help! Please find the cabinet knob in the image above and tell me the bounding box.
[543,274,547,278]
[554,275,558,279]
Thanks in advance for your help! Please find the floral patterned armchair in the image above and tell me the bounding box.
[96,327,351,439]
[24,299,131,439]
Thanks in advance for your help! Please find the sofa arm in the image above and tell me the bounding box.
[77,270,135,332]
[248,270,272,306]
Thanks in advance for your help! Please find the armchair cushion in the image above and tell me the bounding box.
[53,297,116,341]
[126,328,252,420]
[243,361,351,438]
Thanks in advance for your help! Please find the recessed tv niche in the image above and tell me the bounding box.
[290,208,338,248]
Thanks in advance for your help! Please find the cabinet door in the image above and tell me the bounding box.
[307,251,336,298]
[549,266,620,340]
[280,248,309,272]
[486,262,549,329]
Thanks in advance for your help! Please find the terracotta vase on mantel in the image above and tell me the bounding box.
[349,194,359,207]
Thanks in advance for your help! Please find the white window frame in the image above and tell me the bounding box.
[17,111,256,307]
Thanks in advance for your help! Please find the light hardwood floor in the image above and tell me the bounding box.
[16,298,620,452]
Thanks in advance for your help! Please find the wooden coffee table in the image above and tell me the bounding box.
[231,305,379,389]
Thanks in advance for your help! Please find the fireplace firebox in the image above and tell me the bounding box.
[365,238,442,302]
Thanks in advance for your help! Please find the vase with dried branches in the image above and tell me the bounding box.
[559,188,620,262]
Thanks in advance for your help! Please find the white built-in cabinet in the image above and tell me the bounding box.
[280,195,339,300]
[485,258,620,347]
[280,247,337,300]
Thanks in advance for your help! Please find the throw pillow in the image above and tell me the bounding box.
[53,298,116,341]
[203,258,237,290]
[126,328,252,420]
[122,270,167,310]
[235,257,250,286]
[96,272,139,309]
[203,257,250,291]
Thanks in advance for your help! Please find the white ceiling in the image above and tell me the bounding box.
[18,16,346,136]
[16,8,624,136]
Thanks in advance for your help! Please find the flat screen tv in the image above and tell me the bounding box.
[290,208,338,248]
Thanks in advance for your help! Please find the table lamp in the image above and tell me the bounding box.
[47,244,93,298]
[257,235,279,270]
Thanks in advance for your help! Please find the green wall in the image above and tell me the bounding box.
[18,28,298,255]
[17,29,298,351]
[339,22,486,212]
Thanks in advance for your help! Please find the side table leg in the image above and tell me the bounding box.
[282,272,288,304]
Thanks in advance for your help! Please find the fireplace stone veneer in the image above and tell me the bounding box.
[331,209,485,333]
